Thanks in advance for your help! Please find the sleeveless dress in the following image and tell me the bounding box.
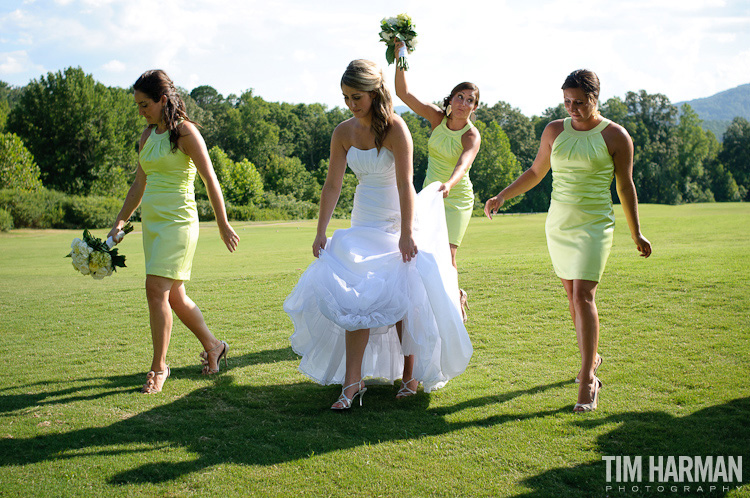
[139,127,199,281]
[424,118,476,246]
[284,147,473,392]
[546,117,615,282]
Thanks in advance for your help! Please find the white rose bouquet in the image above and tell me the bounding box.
[379,14,417,71]
[67,222,133,279]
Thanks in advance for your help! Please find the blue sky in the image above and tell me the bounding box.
[1,0,749,116]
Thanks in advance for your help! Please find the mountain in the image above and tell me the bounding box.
[675,83,750,139]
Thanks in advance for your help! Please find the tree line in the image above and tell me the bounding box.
[0,67,748,225]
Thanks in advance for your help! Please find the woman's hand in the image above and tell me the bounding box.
[438,183,451,198]
[394,40,406,58]
[312,233,327,258]
[633,233,652,258]
[399,234,418,263]
[484,194,505,219]
[107,225,125,244]
[219,222,240,252]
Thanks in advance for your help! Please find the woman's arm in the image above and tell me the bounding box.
[108,127,150,241]
[179,121,239,253]
[606,123,652,257]
[438,127,481,198]
[484,120,561,219]
[387,116,418,262]
[312,123,349,257]
[394,40,444,129]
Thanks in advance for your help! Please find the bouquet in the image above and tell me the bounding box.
[67,222,133,279]
[379,14,417,70]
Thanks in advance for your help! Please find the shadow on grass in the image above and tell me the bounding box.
[0,346,298,414]
[513,397,750,498]
[0,348,568,484]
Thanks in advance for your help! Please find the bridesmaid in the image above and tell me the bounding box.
[484,69,651,412]
[109,70,239,394]
[393,40,481,322]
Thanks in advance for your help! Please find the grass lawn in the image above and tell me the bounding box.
[0,203,748,497]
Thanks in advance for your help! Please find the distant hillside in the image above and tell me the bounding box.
[675,83,750,139]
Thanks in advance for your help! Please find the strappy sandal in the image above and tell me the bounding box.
[331,380,366,410]
[396,378,418,399]
[141,366,170,394]
[574,376,602,413]
[575,354,602,383]
[199,340,229,375]
[459,289,469,323]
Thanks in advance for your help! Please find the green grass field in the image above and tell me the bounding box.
[0,203,748,497]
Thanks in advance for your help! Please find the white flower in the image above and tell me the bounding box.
[92,266,110,280]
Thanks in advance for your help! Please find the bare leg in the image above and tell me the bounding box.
[332,329,370,408]
[143,275,175,391]
[396,321,417,394]
[567,279,600,407]
[449,243,459,270]
[168,280,224,370]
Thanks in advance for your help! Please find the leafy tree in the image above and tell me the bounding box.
[262,153,320,202]
[7,67,141,196]
[197,146,264,206]
[0,132,43,191]
[476,101,537,171]
[401,111,430,189]
[470,121,521,207]
[719,117,750,199]
[674,104,714,202]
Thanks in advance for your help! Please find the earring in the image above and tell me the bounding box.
[445,104,452,117]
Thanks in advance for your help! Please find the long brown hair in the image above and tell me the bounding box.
[340,59,393,151]
[133,69,192,152]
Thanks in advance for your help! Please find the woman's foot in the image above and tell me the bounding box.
[396,378,418,399]
[141,366,170,394]
[573,376,602,413]
[331,380,366,410]
[199,340,229,375]
[575,353,602,383]
[459,289,469,323]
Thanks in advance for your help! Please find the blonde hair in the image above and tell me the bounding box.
[340,59,393,151]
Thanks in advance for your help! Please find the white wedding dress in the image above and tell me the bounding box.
[283,146,473,392]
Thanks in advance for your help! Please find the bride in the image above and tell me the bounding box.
[284,59,472,410]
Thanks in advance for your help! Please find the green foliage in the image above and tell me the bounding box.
[201,146,264,206]
[0,207,12,231]
[262,154,320,203]
[719,117,750,199]
[7,67,140,196]
[470,121,522,208]
[0,132,43,191]
[0,188,123,228]
[261,191,318,219]
[401,112,430,188]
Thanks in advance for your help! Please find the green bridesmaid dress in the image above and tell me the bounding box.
[139,127,199,281]
[424,118,475,246]
[546,117,615,282]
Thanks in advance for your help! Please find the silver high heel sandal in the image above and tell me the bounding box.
[199,340,229,375]
[331,380,367,410]
[575,354,602,383]
[396,378,418,398]
[574,376,602,413]
[141,366,170,394]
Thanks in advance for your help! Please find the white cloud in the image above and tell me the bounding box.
[101,59,125,72]
[0,49,43,75]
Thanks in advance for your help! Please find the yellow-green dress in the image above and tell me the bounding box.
[139,127,199,281]
[546,117,615,282]
[424,118,475,246]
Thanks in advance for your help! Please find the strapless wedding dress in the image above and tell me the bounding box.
[283,146,472,392]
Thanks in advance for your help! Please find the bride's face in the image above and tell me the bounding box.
[342,84,374,118]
